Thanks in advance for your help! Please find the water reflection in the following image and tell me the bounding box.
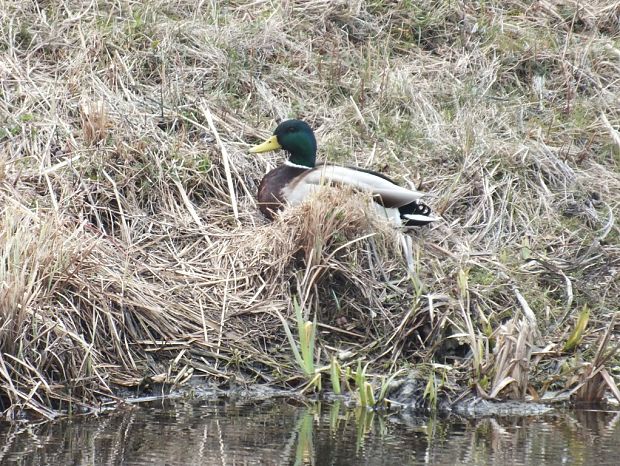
[0,399,619,465]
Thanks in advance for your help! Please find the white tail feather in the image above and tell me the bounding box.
[403,213,441,223]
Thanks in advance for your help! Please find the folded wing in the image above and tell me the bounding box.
[295,165,425,208]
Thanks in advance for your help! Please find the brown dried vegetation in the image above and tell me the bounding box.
[0,0,619,418]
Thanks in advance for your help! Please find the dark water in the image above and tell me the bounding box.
[1,399,619,465]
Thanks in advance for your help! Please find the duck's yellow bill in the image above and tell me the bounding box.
[249,136,281,153]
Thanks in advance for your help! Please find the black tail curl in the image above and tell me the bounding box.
[398,201,436,226]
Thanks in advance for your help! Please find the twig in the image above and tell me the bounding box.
[203,106,240,224]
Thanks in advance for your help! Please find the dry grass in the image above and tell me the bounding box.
[1,0,619,418]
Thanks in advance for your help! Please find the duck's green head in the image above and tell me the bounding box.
[249,119,317,168]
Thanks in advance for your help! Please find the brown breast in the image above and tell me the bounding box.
[258,165,309,219]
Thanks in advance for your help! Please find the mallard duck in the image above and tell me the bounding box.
[249,119,438,226]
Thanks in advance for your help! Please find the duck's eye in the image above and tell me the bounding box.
[288,127,296,133]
